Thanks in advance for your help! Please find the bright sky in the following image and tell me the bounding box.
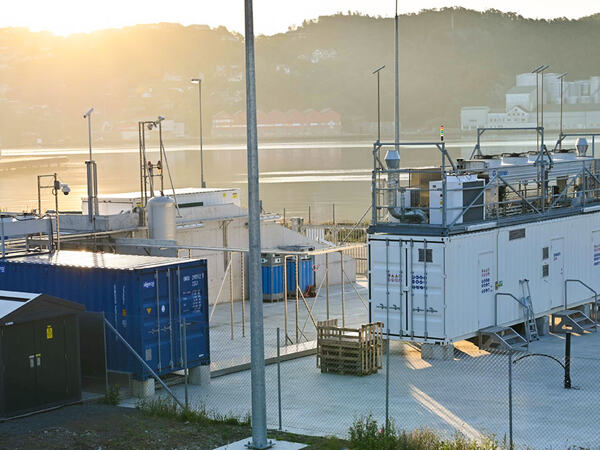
[2,0,599,36]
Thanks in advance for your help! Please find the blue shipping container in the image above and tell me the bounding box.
[286,256,315,295]
[0,251,209,380]
[261,255,283,301]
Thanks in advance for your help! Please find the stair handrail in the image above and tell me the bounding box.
[564,279,598,319]
[494,292,527,326]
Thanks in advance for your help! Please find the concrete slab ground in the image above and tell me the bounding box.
[214,438,306,450]
[122,326,600,449]
[208,279,369,371]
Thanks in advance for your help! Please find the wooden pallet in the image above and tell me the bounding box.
[316,319,383,376]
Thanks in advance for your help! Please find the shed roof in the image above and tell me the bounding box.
[0,290,84,325]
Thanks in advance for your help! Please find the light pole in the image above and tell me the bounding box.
[83,107,98,223]
[394,0,400,150]
[372,65,385,143]
[190,78,206,188]
[244,0,268,448]
[557,73,568,150]
[532,64,550,151]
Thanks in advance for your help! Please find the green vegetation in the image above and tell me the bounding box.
[136,396,251,427]
[2,9,600,146]
[102,384,120,406]
[348,415,503,450]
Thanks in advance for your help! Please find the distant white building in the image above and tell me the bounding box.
[461,73,600,131]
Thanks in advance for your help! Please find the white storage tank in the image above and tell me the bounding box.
[147,196,176,240]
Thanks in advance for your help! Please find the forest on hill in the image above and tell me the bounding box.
[1,8,600,146]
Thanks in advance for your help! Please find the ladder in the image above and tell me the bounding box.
[519,279,539,342]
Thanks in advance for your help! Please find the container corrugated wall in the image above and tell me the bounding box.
[0,251,209,380]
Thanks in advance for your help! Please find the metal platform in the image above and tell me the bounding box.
[478,326,528,352]
[550,310,597,334]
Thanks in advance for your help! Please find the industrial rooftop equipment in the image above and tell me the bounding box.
[368,128,600,349]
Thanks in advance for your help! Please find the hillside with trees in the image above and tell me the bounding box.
[1,8,599,147]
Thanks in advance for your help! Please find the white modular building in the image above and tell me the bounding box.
[368,135,600,346]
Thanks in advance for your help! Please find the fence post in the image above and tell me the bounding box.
[385,328,390,431]
[308,205,311,225]
[508,351,513,449]
[564,332,572,389]
[277,327,282,431]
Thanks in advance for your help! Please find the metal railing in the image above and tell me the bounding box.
[371,139,600,234]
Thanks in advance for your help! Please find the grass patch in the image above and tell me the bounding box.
[348,415,504,450]
[102,384,120,406]
[136,397,251,427]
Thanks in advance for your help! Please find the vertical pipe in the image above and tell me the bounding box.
[509,351,513,450]
[244,0,268,445]
[37,175,42,217]
[564,332,572,389]
[377,70,381,143]
[325,253,330,320]
[277,327,282,431]
[0,215,5,258]
[536,72,539,151]
[372,143,378,226]
[341,251,345,327]
[308,205,311,225]
[198,79,206,188]
[332,204,336,227]
[241,252,246,337]
[559,77,564,150]
[54,173,60,251]
[92,161,99,219]
[159,121,165,196]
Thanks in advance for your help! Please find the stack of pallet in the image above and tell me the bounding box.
[316,319,383,375]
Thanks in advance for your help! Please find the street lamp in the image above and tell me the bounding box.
[190,78,206,188]
[83,107,98,223]
[557,73,568,150]
[532,64,550,151]
[372,65,385,143]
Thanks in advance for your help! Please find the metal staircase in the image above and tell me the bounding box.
[479,326,529,352]
[550,310,597,334]
[520,279,539,342]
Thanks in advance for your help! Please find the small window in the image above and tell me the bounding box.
[542,264,549,277]
[509,228,526,240]
[418,248,433,263]
[542,247,549,260]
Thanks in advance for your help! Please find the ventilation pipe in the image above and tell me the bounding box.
[385,149,427,223]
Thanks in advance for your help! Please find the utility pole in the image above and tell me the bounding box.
[558,73,568,150]
[372,65,385,143]
[244,0,268,448]
[190,78,206,188]
[394,0,400,151]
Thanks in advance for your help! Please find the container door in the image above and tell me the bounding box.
[369,239,406,337]
[550,237,565,308]
[409,241,445,340]
[1,323,38,415]
[477,251,495,329]
[140,269,174,374]
[34,318,69,405]
[175,263,209,369]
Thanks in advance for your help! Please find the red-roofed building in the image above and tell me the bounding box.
[211,109,342,137]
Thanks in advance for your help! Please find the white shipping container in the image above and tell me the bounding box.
[369,210,600,343]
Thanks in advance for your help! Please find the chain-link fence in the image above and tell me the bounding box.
[115,326,600,449]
